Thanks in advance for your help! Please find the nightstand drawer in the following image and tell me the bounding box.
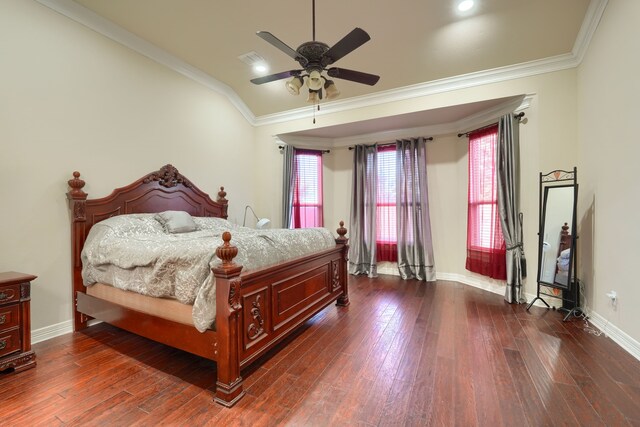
[0,284,20,305]
[0,329,20,358]
[0,305,19,331]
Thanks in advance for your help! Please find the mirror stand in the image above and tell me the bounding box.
[526,167,583,321]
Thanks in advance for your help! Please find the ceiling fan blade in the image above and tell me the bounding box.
[256,31,308,66]
[327,67,380,86]
[322,28,371,66]
[250,70,301,85]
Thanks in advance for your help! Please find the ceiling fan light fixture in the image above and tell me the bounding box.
[324,79,340,100]
[251,0,379,117]
[307,70,324,91]
[306,89,320,104]
[285,76,303,95]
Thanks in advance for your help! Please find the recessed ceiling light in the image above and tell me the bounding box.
[238,51,269,74]
[458,0,474,12]
[253,64,268,73]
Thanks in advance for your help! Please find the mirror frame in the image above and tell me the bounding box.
[528,167,582,319]
[536,168,578,291]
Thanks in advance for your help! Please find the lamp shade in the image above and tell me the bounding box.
[243,205,270,229]
[285,76,303,95]
[306,89,320,104]
[256,218,271,229]
[307,70,323,91]
[324,79,340,100]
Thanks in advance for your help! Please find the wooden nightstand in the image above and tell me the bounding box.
[0,272,37,373]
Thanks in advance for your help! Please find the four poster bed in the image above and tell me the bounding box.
[66,164,349,407]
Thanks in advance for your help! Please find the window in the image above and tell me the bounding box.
[376,145,397,262]
[466,125,506,279]
[292,150,323,228]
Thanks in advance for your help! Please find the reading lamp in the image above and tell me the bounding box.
[243,205,271,229]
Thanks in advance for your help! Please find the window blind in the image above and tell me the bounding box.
[466,125,506,279]
[292,150,323,228]
[376,145,397,261]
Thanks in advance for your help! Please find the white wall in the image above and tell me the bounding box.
[0,0,255,332]
[577,0,640,344]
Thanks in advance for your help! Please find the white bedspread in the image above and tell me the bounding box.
[81,214,336,331]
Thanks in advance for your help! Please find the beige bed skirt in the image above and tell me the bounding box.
[86,283,194,326]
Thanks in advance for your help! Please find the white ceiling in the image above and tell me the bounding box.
[68,0,593,119]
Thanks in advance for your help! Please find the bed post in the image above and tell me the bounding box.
[335,221,350,307]
[67,172,89,331]
[212,231,245,407]
[217,187,228,219]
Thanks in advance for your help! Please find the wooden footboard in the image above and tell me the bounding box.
[212,226,349,406]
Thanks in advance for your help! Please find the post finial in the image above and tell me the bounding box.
[68,171,87,198]
[336,220,348,243]
[216,231,238,266]
[218,186,228,204]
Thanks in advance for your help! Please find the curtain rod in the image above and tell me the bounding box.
[347,136,434,150]
[278,145,330,154]
[457,112,525,138]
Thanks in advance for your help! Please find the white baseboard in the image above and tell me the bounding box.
[31,319,102,344]
[31,320,73,344]
[586,310,640,362]
[436,272,506,296]
[382,269,549,307]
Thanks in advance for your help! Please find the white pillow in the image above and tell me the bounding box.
[154,211,198,233]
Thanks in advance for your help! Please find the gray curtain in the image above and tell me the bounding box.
[349,144,378,277]
[497,113,526,303]
[396,138,436,281]
[281,145,296,228]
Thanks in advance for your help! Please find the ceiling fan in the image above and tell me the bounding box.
[250,0,380,103]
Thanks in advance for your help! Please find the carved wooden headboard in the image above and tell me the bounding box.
[68,164,227,230]
[66,164,228,326]
[558,222,572,255]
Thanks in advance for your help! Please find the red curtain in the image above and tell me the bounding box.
[466,125,506,279]
[292,150,323,228]
[376,145,397,262]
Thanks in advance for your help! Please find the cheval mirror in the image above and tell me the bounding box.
[527,167,581,320]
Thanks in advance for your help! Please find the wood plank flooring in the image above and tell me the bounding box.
[2,275,640,426]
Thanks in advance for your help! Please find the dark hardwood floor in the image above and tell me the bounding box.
[2,276,640,426]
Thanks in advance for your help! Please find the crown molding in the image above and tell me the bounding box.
[36,0,606,128]
[34,0,257,124]
[572,0,609,64]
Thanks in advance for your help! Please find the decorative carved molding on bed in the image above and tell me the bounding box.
[66,165,349,407]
